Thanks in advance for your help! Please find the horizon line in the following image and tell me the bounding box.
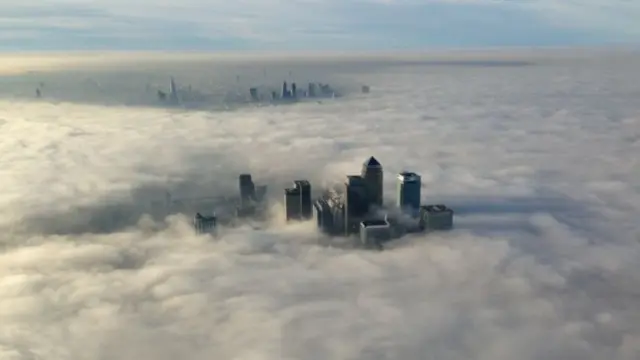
[1,44,638,57]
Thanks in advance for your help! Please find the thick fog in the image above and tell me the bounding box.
[1,50,640,360]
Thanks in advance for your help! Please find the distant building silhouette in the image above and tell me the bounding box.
[291,83,297,98]
[249,87,259,102]
[308,83,316,97]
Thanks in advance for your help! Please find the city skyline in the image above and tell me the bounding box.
[1,0,638,51]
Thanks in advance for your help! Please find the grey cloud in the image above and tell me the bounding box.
[1,49,640,359]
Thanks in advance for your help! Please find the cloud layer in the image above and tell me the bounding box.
[0,0,639,50]
[1,49,640,359]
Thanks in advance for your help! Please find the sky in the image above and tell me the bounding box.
[1,50,640,359]
[0,0,639,50]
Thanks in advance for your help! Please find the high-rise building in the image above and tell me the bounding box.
[169,76,178,102]
[360,219,391,249]
[284,187,301,222]
[293,180,312,220]
[291,83,297,98]
[308,83,316,97]
[361,156,383,207]
[249,87,259,101]
[419,204,454,231]
[239,174,255,207]
[282,81,289,98]
[255,185,267,203]
[344,175,369,235]
[397,171,422,217]
[193,213,217,235]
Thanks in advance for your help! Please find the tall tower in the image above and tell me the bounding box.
[282,81,289,98]
[169,76,178,102]
[361,156,383,207]
[344,175,369,235]
[284,187,301,222]
[397,171,421,217]
[238,174,255,208]
[291,83,297,98]
[293,180,312,220]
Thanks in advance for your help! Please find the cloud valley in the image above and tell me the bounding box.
[0,50,640,360]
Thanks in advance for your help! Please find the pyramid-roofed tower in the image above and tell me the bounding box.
[361,156,383,207]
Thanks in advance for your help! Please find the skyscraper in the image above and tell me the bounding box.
[397,171,422,217]
[308,83,316,97]
[344,175,369,235]
[238,174,255,207]
[193,213,217,235]
[361,156,383,207]
[282,81,289,99]
[293,180,312,220]
[169,76,178,102]
[249,87,259,102]
[284,187,301,222]
[291,83,297,98]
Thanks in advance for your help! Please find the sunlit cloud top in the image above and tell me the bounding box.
[0,0,638,50]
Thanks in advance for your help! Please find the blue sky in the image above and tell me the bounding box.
[0,0,638,51]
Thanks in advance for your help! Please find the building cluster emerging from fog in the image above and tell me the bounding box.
[190,156,453,250]
[153,75,370,107]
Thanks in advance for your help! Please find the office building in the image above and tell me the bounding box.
[420,204,454,231]
[360,219,391,249]
[314,189,345,235]
[361,156,383,207]
[308,83,316,97]
[255,185,267,203]
[239,174,255,207]
[193,213,217,235]
[285,187,302,222]
[249,87,259,101]
[344,175,369,235]
[291,83,297,98]
[293,180,312,220]
[282,81,290,99]
[397,172,422,217]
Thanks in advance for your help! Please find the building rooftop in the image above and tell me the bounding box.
[285,187,301,195]
[361,219,390,227]
[422,204,452,213]
[398,171,421,181]
[293,180,310,187]
[195,213,216,221]
[363,156,381,168]
[345,175,366,185]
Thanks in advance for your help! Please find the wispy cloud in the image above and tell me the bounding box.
[0,0,637,50]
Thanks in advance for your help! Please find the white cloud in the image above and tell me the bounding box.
[1,49,640,359]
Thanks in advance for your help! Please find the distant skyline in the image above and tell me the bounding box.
[0,0,639,51]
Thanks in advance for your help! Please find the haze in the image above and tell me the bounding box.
[1,49,640,360]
